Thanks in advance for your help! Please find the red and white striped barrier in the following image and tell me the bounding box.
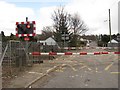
[63,47,118,50]
[30,51,120,56]
[64,47,90,50]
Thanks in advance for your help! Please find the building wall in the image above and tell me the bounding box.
[45,37,57,45]
[38,37,57,46]
[108,43,118,47]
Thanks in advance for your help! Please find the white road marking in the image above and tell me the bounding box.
[28,72,43,75]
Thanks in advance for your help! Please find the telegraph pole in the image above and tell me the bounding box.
[109,9,112,43]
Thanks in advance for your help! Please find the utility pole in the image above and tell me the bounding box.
[109,9,112,43]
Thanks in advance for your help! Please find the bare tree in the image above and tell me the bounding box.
[41,26,54,39]
[71,14,88,35]
[69,14,88,47]
[42,26,54,36]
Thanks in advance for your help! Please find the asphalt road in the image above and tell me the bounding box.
[31,48,119,88]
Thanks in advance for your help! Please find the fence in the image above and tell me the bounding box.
[1,41,64,76]
[1,41,27,76]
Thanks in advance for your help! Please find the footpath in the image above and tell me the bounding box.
[3,55,76,88]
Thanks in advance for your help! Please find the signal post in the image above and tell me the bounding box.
[15,17,36,66]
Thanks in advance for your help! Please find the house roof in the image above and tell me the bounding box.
[39,36,49,41]
[108,39,118,43]
[39,37,55,41]
[37,37,57,45]
[38,35,55,41]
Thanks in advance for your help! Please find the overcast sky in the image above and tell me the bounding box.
[0,0,119,36]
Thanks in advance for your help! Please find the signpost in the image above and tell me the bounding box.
[61,32,69,51]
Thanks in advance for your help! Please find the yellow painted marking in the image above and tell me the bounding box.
[79,62,92,71]
[62,67,66,70]
[72,68,77,71]
[55,66,66,72]
[55,69,63,72]
[79,63,84,65]
[110,72,120,74]
[68,65,77,71]
[105,63,113,71]
[80,66,86,69]
[87,67,92,71]
[80,64,92,71]
[96,68,98,72]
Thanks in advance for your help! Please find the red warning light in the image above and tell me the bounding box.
[24,37,30,41]
[26,24,30,29]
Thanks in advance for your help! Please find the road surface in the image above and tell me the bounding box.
[30,48,119,88]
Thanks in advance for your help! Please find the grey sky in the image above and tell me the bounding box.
[0,0,119,35]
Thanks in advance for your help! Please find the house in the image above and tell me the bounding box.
[80,38,86,41]
[108,39,118,47]
[37,37,59,52]
[79,38,93,47]
[37,37,57,45]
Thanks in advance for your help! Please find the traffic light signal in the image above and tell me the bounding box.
[16,21,36,37]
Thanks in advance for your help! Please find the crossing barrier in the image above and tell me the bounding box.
[30,51,120,56]
[63,47,118,50]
